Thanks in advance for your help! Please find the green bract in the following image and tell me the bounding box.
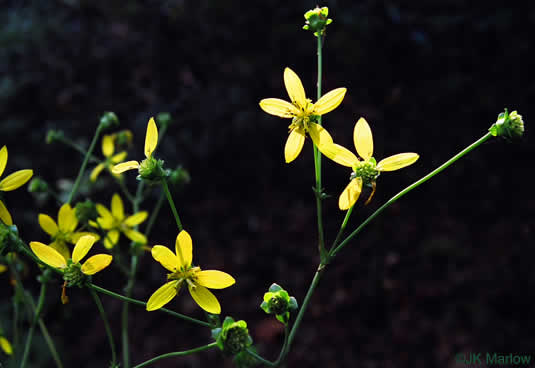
[99,111,120,130]
[260,283,298,324]
[303,6,332,37]
[489,109,524,140]
[212,316,253,356]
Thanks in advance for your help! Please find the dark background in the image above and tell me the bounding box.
[1,1,534,367]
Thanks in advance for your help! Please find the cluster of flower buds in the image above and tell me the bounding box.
[212,316,253,356]
[260,283,298,324]
[303,6,332,37]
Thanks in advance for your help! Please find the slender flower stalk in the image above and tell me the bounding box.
[20,282,47,368]
[161,178,183,231]
[90,288,117,365]
[132,342,217,368]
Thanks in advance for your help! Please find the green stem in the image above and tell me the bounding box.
[132,342,217,368]
[20,282,47,368]
[144,190,165,238]
[245,323,289,367]
[90,288,117,365]
[121,255,137,368]
[314,33,327,262]
[89,284,211,327]
[331,132,493,257]
[329,205,354,253]
[117,178,136,204]
[161,178,183,231]
[54,135,100,163]
[66,123,105,204]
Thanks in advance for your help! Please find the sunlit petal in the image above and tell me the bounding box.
[307,122,334,151]
[144,117,158,158]
[339,178,362,210]
[175,230,193,268]
[110,151,127,164]
[112,161,139,174]
[259,98,299,118]
[196,270,235,289]
[72,235,97,264]
[0,200,13,226]
[30,241,67,269]
[90,163,105,182]
[111,194,124,221]
[81,254,112,275]
[0,170,33,191]
[313,88,347,115]
[0,146,7,178]
[58,204,78,233]
[49,240,71,262]
[95,204,114,228]
[188,284,221,314]
[146,280,178,311]
[152,245,179,272]
[39,214,58,236]
[102,135,115,157]
[284,128,306,163]
[104,229,120,249]
[124,211,148,226]
[376,153,419,172]
[354,118,373,160]
[283,67,307,108]
[0,336,13,355]
[320,143,358,167]
[123,228,147,244]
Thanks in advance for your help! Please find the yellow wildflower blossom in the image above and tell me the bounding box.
[89,193,147,249]
[146,230,235,314]
[89,134,128,182]
[259,67,346,163]
[38,203,100,261]
[0,146,33,225]
[322,118,419,210]
[112,117,158,174]
[0,335,13,355]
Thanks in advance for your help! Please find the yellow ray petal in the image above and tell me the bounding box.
[283,67,307,108]
[110,151,127,163]
[103,229,120,249]
[90,163,105,182]
[81,254,112,275]
[339,178,363,210]
[49,240,71,261]
[152,245,179,272]
[112,161,139,174]
[39,214,59,236]
[195,270,235,289]
[0,200,13,225]
[176,230,193,268]
[320,143,358,167]
[313,87,347,115]
[376,153,419,172]
[95,204,114,228]
[0,146,7,178]
[284,128,306,163]
[144,117,158,158]
[188,284,221,314]
[0,336,13,355]
[307,122,334,150]
[72,235,97,264]
[259,98,299,118]
[111,193,124,221]
[124,211,148,227]
[0,169,33,191]
[102,135,115,157]
[354,118,373,160]
[58,203,78,233]
[122,228,147,244]
[146,280,178,311]
[30,241,67,269]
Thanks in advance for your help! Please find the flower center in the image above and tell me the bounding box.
[351,159,379,184]
[167,266,200,284]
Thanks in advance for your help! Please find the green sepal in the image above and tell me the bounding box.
[268,283,282,293]
[288,296,298,310]
[303,6,332,37]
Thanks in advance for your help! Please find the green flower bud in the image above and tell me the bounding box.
[75,200,98,224]
[99,112,120,130]
[156,112,172,127]
[63,261,88,288]
[168,166,191,188]
[212,316,253,356]
[113,130,133,147]
[46,130,64,144]
[351,157,379,185]
[489,109,524,140]
[27,178,49,193]
[303,6,333,37]
[138,157,166,182]
[260,283,298,325]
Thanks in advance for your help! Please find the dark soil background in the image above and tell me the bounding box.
[1,1,534,367]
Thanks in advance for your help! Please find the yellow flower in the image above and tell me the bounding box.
[0,335,13,355]
[322,118,419,210]
[259,67,346,163]
[89,193,148,249]
[146,230,235,314]
[0,146,33,225]
[112,117,158,174]
[38,203,100,261]
[30,235,112,275]
[89,134,128,182]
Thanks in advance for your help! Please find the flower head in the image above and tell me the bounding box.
[30,235,112,279]
[0,146,33,225]
[323,118,419,210]
[259,68,346,163]
[90,134,128,182]
[146,230,235,314]
[38,203,100,261]
[90,193,147,249]
[112,117,163,179]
